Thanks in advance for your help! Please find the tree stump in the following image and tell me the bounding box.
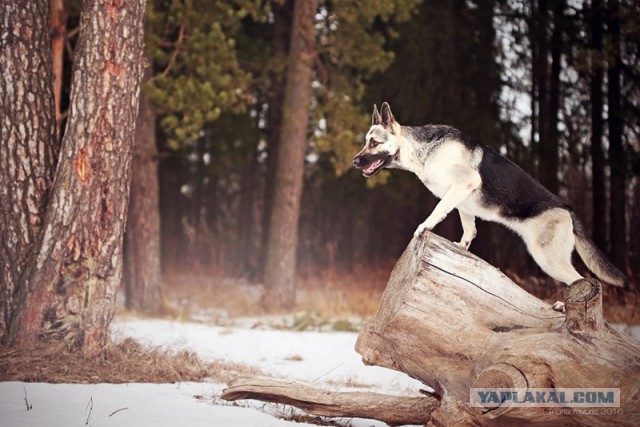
[223,231,640,426]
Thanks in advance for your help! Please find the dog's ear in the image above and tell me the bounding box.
[380,102,396,128]
[372,104,382,126]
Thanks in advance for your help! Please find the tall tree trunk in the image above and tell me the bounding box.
[540,0,562,195]
[607,0,627,272]
[262,0,318,310]
[535,0,549,183]
[237,151,258,276]
[529,0,538,172]
[190,134,207,267]
[50,0,67,136]
[0,0,58,342]
[8,0,147,356]
[589,0,607,252]
[158,150,185,270]
[123,67,163,313]
[260,0,293,281]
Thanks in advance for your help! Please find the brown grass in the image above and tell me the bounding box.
[0,338,263,384]
[161,263,392,320]
[161,263,640,325]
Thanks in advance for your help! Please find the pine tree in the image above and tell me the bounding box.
[262,0,319,310]
[3,0,147,355]
[0,0,58,342]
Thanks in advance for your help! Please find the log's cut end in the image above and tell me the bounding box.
[470,363,528,418]
[563,278,604,333]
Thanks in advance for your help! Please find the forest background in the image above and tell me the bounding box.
[2,0,640,349]
[132,0,640,310]
[91,0,640,311]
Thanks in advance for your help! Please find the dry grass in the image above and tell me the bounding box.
[162,263,639,325]
[602,288,640,324]
[0,338,263,384]
[161,263,392,320]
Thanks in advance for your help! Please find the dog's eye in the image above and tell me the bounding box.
[370,139,380,148]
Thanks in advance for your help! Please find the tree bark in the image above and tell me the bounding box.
[355,232,640,426]
[589,0,607,252]
[123,66,163,313]
[0,0,58,343]
[8,0,147,356]
[262,0,318,310]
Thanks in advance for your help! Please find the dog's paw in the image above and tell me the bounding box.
[551,301,565,313]
[414,223,429,238]
[454,240,471,250]
[414,217,439,238]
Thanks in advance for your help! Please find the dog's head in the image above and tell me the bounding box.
[352,102,402,177]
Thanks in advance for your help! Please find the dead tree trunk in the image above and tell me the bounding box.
[356,232,640,426]
[224,232,640,426]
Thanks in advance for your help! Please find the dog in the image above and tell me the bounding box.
[352,102,627,290]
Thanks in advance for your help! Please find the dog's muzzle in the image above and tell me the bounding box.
[352,153,390,177]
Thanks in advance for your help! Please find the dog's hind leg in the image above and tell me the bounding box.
[455,210,476,250]
[522,208,583,285]
[524,213,582,313]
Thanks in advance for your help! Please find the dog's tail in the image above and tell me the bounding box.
[571,211,628,289]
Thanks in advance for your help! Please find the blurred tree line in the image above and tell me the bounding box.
[53,0,639,311]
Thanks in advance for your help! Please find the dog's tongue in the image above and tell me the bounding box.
[364,159,383,175]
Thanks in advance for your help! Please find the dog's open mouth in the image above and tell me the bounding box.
[362,155,391,177]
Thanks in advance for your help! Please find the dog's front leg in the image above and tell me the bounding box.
[414,171,481,238]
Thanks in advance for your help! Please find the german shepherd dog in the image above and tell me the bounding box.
[352,102,627,290]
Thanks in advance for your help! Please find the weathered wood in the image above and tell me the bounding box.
[221,377,439,426]
[564,278,604,333]
[356,231,640,426]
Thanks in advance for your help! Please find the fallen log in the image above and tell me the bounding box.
[222,231,640,426]
[221,377,438,425]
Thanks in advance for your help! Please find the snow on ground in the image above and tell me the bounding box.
[0,316,425,427]
[3,315,638,427]
[0,382,309,427]
[110,317,423,393]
